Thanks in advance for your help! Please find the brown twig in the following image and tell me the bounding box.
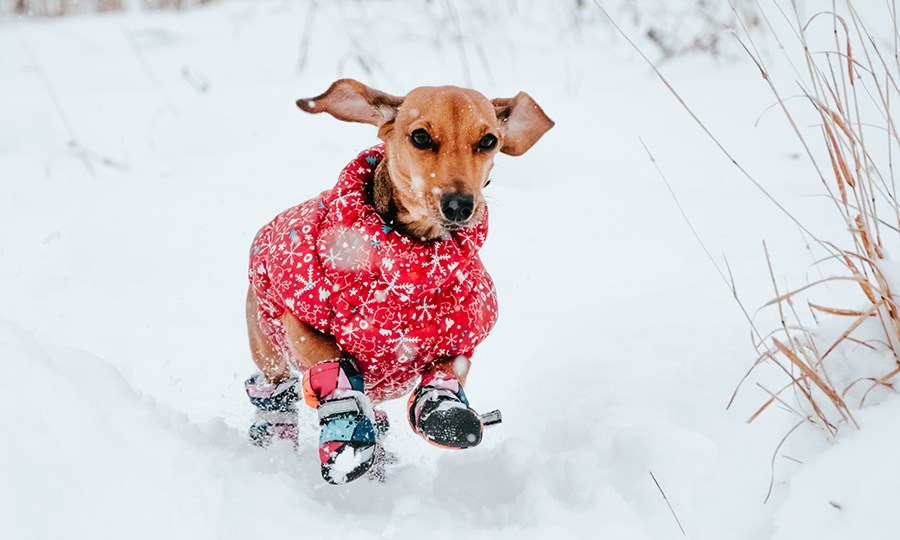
[649,471,686,536]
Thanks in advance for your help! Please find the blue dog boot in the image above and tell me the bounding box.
[245,373,300,448]
[316,394,378,484]
[303,359,379,484]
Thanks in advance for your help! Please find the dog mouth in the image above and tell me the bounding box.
[397,189,483,240]
[441,220,469,233]
[405,208,482,242]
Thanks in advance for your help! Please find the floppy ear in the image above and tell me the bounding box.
[297,79,403,126]
[492,92,555,156]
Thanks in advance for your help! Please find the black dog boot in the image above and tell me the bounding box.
[245,373,300,448]
[407,371,488,449]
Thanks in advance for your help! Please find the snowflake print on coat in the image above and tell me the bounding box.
[249,145,498,403]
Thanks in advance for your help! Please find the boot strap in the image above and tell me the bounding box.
[317,396,363,424]
[478,409,503,426]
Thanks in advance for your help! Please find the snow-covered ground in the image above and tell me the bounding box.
[1,1,897,538]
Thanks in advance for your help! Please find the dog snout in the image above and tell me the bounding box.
[440,192,474,222]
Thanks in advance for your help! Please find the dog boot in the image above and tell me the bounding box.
[245,373,300,448]
[407,371,485,449]
[303,359,378,484]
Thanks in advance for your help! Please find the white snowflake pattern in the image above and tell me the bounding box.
[387,331,421,363]
[322,246,344,268]
[341,321,360,342]
[293,265,319,295]
[331,190,357,211]
[281,233,308,268]
[383,271,416,298]
[425,252,451,276]
[354,291,381,316]
[415,298,436,320]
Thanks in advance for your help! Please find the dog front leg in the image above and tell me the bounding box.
[425,355,471,387]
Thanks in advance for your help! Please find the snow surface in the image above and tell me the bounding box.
[1,1,898,538]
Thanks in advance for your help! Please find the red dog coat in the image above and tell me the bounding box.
[249,145,498,403]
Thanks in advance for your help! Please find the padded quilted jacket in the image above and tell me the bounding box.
[249,145,498,403]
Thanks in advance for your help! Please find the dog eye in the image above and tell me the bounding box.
[410,129,433,150]
[478,134,498,151]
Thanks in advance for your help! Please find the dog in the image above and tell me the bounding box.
[244,79,553,483]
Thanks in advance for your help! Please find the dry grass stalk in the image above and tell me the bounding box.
[808,302,871,317]
[772,338,857,427]
[598,0,900,438]
[730,1,900,437]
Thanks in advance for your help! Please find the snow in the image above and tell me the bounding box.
[329,440,374,483]
[772,399,900,540]
[1,0,898,538]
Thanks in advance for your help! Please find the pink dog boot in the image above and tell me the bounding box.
[303,359,379,484]
[407,371,498,449]
[245,373,300,448]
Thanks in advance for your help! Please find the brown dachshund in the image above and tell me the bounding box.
[245,79,553,482]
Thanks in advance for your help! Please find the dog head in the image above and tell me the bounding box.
[297,79,554,240]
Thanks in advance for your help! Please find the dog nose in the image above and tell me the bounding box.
[441,193,474,222]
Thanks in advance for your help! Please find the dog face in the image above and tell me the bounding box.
[298,79,554,240]
[378,86,500,239]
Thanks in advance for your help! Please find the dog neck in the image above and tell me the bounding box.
[369,156,398,225]
[369,155,437,240]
